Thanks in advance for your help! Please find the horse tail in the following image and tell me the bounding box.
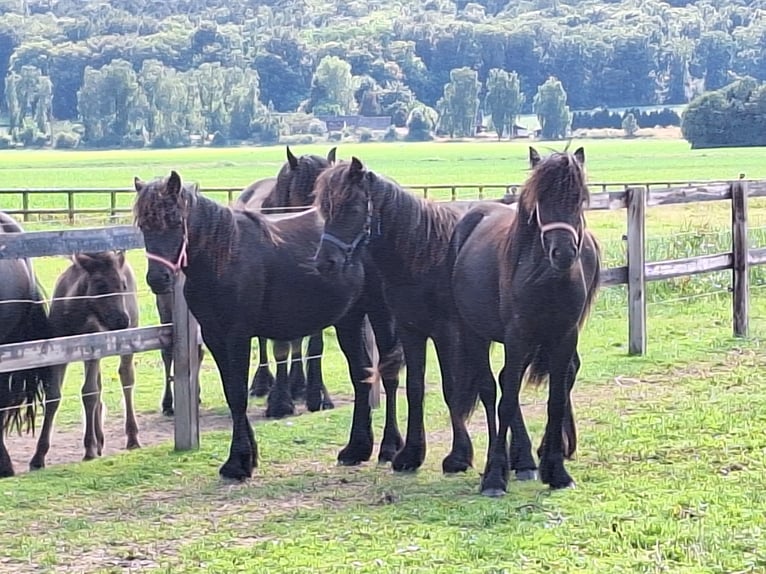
[522,348,577,460]
[361,315,382,409]
[2,274,52,437]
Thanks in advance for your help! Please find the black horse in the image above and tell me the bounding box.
[156,146,337,417]
[0,211,52,478]
[312,158,501,475]
[133,171,403,480]
[234,145,337,414]
[450,147,601,495]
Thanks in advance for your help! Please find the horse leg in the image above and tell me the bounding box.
[434,332,474,474]
[367,308,403,464]
[481,343,527,497]
[119,354,140,450]
[82,360,101,461]
[30,364,66,471]
[508,361,538,480]
[391,329,428,473]
[156,292,175,416]
[265,340,294,418]
[538,351,579,461]
[305,331,332,412]
[95,371,105,456]
[0,409,12,478]
[538,337,578,490]
[288,337,306,401]
[250,337,275,397]
[206,331,257,480]
[335,306,374,466]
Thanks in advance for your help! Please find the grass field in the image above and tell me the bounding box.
[1,138,766,572]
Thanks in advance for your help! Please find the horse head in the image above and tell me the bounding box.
[522,146,589,272]
[133,170,196,294]
[312,156,374,276]
[72,251,132,331]
[265,146,338,211]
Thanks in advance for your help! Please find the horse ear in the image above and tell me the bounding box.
[350,156,365,180]
[529,147,541,168]
[286,146,299,170]
[133,177,144,192]
[73,253,98,272]
[115,250,126,267]
[573,147,585,165]
[167,170,182,198]
[327,146,337,165]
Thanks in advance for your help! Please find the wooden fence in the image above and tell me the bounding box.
[0,227,201,451]
[0,178,765,454]
[0,180,747,223]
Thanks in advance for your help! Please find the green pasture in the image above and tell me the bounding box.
[1,140,766,572]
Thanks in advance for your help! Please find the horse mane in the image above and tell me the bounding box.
[315,162,462,275]
[134,174,280,276]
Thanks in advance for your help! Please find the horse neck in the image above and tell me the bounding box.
[185,194,235,273]
[506,203,547,268]
[372,181,459,276]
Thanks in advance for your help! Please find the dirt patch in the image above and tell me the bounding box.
[4,396,352,475]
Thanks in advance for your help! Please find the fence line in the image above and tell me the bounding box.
[5,179,766,223]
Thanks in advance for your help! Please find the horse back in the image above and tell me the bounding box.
[234,177,277,211]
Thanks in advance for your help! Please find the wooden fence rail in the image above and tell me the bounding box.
[0,178,763,456]
[0,227,200,452]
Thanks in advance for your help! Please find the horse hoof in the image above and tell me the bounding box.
[162,408,174,417]
[515,469,538,481]
[481,487,506,498]
[550,481,576,490]
[0,467,15,479]
[442,455,471,474]
[265,404,295,419]
[392,446,425,473]
[126,440,141,450]
[321,399,335,410]
[83,454,97,461]
[219,461,253,482]
[29,460,44,472]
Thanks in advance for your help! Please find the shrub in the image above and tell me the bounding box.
[53,131,79,149]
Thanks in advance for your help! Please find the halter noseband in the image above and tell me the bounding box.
[145,217,189,274]
[315,196,373,264]
[531,202,584,254]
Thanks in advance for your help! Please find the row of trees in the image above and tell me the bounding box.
[0,0,763,140]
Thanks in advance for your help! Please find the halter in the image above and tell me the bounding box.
[315,196,373,264]
[145,217,189,274]
[531,202,584,254]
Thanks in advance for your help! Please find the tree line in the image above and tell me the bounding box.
[0,0,762,147]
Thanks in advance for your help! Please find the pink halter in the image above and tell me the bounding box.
[145,218,189,274]
[532,202,584,252]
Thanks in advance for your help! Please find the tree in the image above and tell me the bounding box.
[533,76,571,140]
[4,65,53,140]
[436,67,480,138]
[622,112,638,137]
[305,56,358,115]
[406,104,436,141]
[77,59,147,146]
[484,68,524,139]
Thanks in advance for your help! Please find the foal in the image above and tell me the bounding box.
[30,251,140,469]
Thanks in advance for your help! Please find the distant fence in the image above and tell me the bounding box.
[0,179,757,223]
[0,227,201,451]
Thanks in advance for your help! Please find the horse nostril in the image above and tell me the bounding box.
[551,247,560,259]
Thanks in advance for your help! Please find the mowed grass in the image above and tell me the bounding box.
[1,140,766,571]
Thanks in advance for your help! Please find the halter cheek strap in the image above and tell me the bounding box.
[315,197,373,263]
[145,218,189,274]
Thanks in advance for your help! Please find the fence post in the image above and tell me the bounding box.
[22,191,29,222]
[731,180,749,337]
[627,186,646,355]
[172,274,200,451]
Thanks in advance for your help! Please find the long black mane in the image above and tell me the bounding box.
[315,161,463,277]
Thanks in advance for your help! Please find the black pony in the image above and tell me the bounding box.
[312,158,499,475]
[0,211,52,478]
[233,146,337,415]
[450,147,601,495]
[133,171,403,480]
